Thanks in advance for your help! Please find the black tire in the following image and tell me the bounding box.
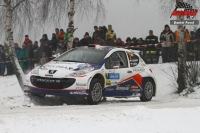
[140,79,154,102]
[87,79,103,105]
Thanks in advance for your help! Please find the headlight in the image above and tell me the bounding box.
[66,67,94,77]
[32,67,39,75]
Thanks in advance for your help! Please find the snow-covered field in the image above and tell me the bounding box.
[0,63,200,133]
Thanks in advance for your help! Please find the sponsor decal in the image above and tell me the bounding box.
[44,64,70,69]
[36,79,61,83]
[106,79,111,85]
[133,68,145,72]
[105,88,114,91]
[76,83,87,86]
[116,85,130,91]
[45,74,54,77]
[70,91,88,95]
[131,85,138,89]
[106,73,120,80]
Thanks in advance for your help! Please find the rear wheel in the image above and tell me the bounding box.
[87,79,103,105]
[140,79,154,102]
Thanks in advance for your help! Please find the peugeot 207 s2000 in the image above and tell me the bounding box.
[24,45,157,105]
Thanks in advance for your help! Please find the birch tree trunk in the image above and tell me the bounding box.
[67,0,76,50]
[176,0,187,93]
[4,0,25,90]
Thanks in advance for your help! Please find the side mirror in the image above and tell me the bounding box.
[113,66,119,69]
[130,59,139,67]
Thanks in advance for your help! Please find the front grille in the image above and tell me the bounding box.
[30,76,76,89]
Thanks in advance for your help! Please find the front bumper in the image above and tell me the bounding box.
[24,85,89,96]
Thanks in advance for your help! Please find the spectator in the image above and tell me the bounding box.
[50,33,59,53]
[33,41,39,67]
[137,38,144,45]
[102,26,108,34]
[39,39,45,59]
[92,26,99,41]
[132,37,138,46]
[80,32,92,46]
[44,42,52,61]
[58,29,65,40]
[41,34,49,43]
[0,44,5,76]
[39,52,47,65]
[64,28,69,41]
[57,38,65,54]
[195,28,200,39]
[55,28,60,40]
[99,26,106,40]
[26,41,34,72]
[63,40,68,53]
[114,38,124,47]
[23,35,32,47]
[160,24,175,63]
[14,43,21,60]
[190,31,196,40]
[160,25,175,43]
[124,37,132,47]
[19,44,27,72]
[106,34,115,46]
[72,38,80,48]
[106,24,116,41]
[145,30,158,44]
[4,43,13,75]
[145,30,159,64]
[95,35,106,46]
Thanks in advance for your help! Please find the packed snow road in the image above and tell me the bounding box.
[0,64,200,133]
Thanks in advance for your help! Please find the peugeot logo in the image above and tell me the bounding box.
[49,70,57,74]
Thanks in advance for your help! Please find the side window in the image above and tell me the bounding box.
[127,53,139,67]
[105,51,128,69]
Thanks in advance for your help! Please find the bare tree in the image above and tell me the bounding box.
[0,0,106,91]
[0,0,35,90]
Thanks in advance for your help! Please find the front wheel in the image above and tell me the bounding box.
[140,79,154,102]
[87,79,103,105]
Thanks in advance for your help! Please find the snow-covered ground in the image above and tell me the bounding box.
[0,63,200,133]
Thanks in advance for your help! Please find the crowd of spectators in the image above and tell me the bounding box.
[0,24,200,76]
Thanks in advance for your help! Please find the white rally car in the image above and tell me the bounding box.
[24,45,157,105]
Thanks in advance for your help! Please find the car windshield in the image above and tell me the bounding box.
[54,48,108,64]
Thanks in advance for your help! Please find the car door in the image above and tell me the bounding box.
[126,52,143,92]
[104,51,131,96]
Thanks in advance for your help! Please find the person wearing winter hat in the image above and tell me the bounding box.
[99,26,106,40]
[160,24,175,63]
[124,37,132,47]
[23,35,32,47]
[92,26,100,41]
[145,30,159,64]
[95,35,106,46]
[106,24,116,41]
[131,37,138,46]
[79,32,92,46]
[114,38,124,47]
[55,28,60,40]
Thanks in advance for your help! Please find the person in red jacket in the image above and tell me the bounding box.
[23,35,32,47]
[114,38,124,47]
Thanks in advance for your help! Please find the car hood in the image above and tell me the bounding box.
[38,61,94,78]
